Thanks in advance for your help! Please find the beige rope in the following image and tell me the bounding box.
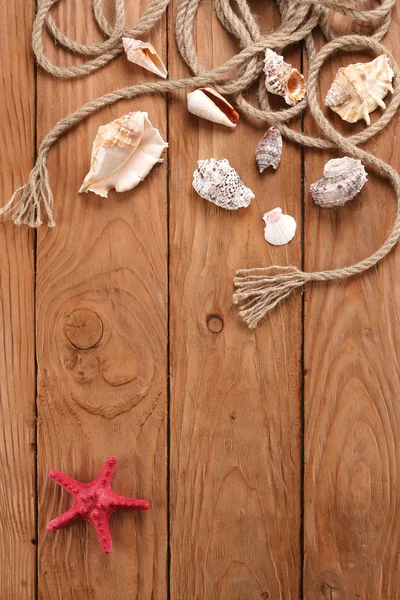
[1,0,399,328]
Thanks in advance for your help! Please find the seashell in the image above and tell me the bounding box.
[192,158,254,210]
[310,157,367,208]
[325,55,394,125]
[187,88,239,128]
[122,37,167,79]
[263,49,306,106]
[255,127,283,172]
[79,111,168,197]
[263,207,296,246]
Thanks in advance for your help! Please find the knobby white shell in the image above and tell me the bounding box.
[187,88,239,128]
[255,127,283,172]
[263,49,306,106]
[325,55,394,125]
[79,111,168,197]
[263,207,296,246]
[310,157,367,208]
[192,158,254,210]
[122,37,168,79]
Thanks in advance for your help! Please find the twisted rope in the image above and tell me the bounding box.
[1,0,399,327]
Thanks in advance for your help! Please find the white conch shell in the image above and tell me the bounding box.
[255,127,283,172]
[310,157,367,208]
[263,207,296,246]
[263,49,306,106]
[122,37,167,79]
[325,55,394,125]
[79,111,168,197]
[187,88,239,128]
[192,158,254,210]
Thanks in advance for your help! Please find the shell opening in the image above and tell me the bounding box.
[287,70,305,101]
[202,89,239,123]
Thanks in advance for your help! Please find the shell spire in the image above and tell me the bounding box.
[325,55,394,125]
[79,111,168,197]
[187,88,239,128]
[123,38,167,79]
[192,158,254,210]
[310,157,367,208]
[255,127,283,172]
[263,49,305,106]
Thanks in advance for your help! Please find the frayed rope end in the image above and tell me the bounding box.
[233,266,311,328]
[0,160,55,228]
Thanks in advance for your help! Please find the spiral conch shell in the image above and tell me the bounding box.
[122,38,167,79]
[187,88,239,128]
[263,49,306,106]
[192,159,254,210]
[79,112,168,197]
[263,207,296,246]
[255,127,283,172]
[325,55,394,125]
[310,157,367,208]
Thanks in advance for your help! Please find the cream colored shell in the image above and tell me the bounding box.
[192,158,254,210]
[263,207,296,245]
[325,55,394,125]
[79,111,168,197]
[122,38,167,79]
[187,88,239,128]
[263,49,306,106]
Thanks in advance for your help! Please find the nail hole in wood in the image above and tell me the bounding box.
[64,308,103,350]
[206,315,223,333]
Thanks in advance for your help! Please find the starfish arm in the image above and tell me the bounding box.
[48,469,84,493]
[109,492,150,511]
[46,506,80,531]
[95,457,117,488]
[88,512,112,554]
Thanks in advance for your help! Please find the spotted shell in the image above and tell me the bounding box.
[255,127,283,172]
[192,158,254,210]
[325,55,394,125]
[310,157,367,208]
[263,49,306,106]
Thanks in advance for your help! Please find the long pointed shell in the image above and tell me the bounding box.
[192,158,254,210]
[263,49,305,106]
[122,38,167,79]
[310,157,367,208]
[263,207,296,245]
[187,88,239,128]
[325,55,394,125]
[79,112,168,197]
[255,127,283,172]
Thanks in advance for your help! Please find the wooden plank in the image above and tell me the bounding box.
[0,1,36,599]
[303,7,400,598]
[35,2,168,598]
[168,2,302,598]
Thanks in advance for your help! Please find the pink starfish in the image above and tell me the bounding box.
[46,457,150,553]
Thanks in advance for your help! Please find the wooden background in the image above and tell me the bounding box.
[1,0,400,598]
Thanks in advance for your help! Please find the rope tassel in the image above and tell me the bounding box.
[0,158,55,228]
[233,267,310,328]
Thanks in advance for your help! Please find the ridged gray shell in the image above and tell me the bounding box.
[310,157,367,208]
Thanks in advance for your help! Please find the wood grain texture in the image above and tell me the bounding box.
[0,1,36,599]
[168,2,302,599]
[35,1,167,598]
[303,6,400,599]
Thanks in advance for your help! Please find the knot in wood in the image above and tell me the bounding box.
[64,308,103,350]
[206,315,224,333]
